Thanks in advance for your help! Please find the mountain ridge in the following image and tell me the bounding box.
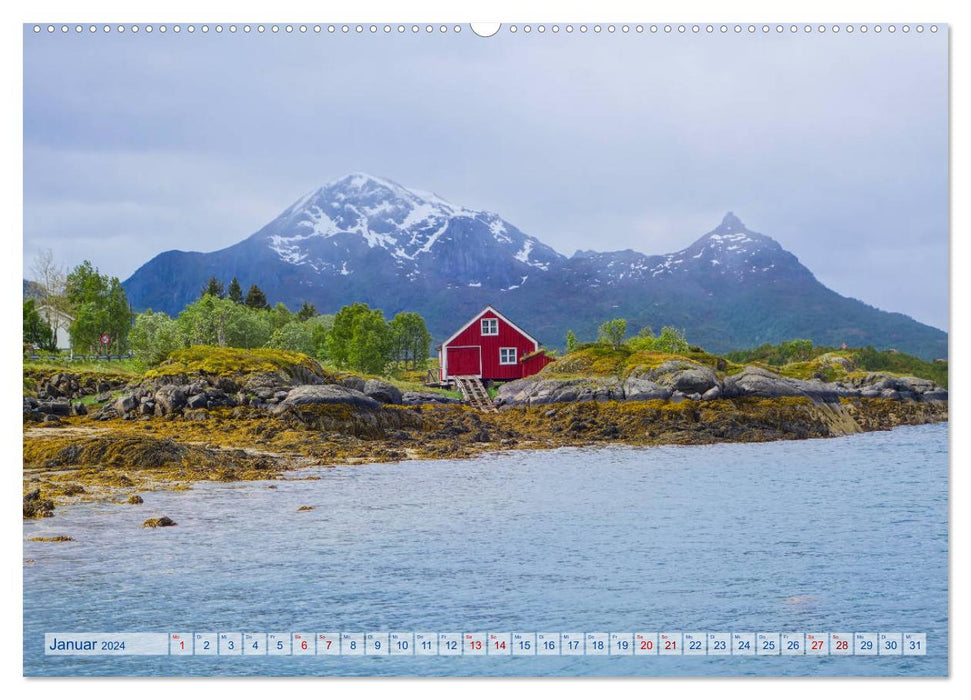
[121,173,947,360]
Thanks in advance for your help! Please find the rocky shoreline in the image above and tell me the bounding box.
[496,359,948,406]
[23,357,947,520]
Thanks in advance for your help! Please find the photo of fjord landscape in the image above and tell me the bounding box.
[23,23,948,677]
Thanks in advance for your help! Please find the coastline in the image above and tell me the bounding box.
[23,396,947,519]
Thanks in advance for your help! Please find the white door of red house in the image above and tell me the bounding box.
[446,346,481,377]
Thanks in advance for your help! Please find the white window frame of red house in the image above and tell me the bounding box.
[499,347,518,365]
[481,318,499,336]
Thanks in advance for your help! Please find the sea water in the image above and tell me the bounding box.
[23,422,948,676]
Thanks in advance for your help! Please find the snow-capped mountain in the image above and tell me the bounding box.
[254,173,561,290]
[562,212,813,289]
[122,174,947,359]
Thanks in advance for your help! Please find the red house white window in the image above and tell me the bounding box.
[437,305,553,382]
[499,347,518,365]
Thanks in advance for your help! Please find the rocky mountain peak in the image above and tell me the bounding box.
[719,211,745,231]
[249,173,562,280]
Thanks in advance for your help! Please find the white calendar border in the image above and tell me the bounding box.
[7,0,965,699]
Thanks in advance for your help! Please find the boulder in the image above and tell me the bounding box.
[186,393,208,410]
[214,377,239,394]
[154,385,187,415]
[669,368,719,395]
[337,376,366,392]
[893,376,939,395]
[702,386,722,400]
[622,377,672,401]
[112,394,138,414]
[273,384,380,411]
[92,406,120,421]
[363,379,403,405]
[847,372,946,402]
[722,366,806,399]
[205,389,237,408]
[71,402,88,416]
[496,377,623,407]
[186,381,208,396]
[639,360,719,394]
[143,516,176,528]
[23,489,54,519]
[38,400,72,417]
[44,373,80,399]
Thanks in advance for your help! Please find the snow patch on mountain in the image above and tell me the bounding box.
[262,173,556,273]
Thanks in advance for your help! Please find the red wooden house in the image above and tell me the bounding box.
[438,306,554,382]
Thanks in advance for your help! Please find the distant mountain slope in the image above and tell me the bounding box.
[23,279,43,301]
[122,174,947,360]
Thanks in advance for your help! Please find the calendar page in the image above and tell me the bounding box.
[21,17,948,678]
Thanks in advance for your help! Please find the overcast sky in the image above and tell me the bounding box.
[23,25,948,329]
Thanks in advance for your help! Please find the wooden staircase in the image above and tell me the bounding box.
[451,375,497,413]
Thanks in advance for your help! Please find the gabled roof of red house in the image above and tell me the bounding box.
[440,305,541,349]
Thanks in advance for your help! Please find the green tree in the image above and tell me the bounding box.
[327,303,392,373]
[201,276,225,299]
[176,295,238,346]
[389,311,432,369]
[129,310,181,365]
[308,315,334,360]
[348,310,393,374]
[225,305,273,348]
[269,302,294,330]
[296,301,318,321]
[227,277,244,304]
[627,326,690,354]
[780,338,815,363]
[244,284,270,310]
[654,326,690,354]
[565,330,578,353]
[65,261,132,354]
[598,318,627,350]
[266,320,315,355]
[23,299,57,352]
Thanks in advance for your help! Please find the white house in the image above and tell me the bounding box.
[36,304,74,351]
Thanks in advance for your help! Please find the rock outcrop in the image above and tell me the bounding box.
[363,379,403,405]
[273,384,380,411]
[496,361,948,408]
[497,377,625,406]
